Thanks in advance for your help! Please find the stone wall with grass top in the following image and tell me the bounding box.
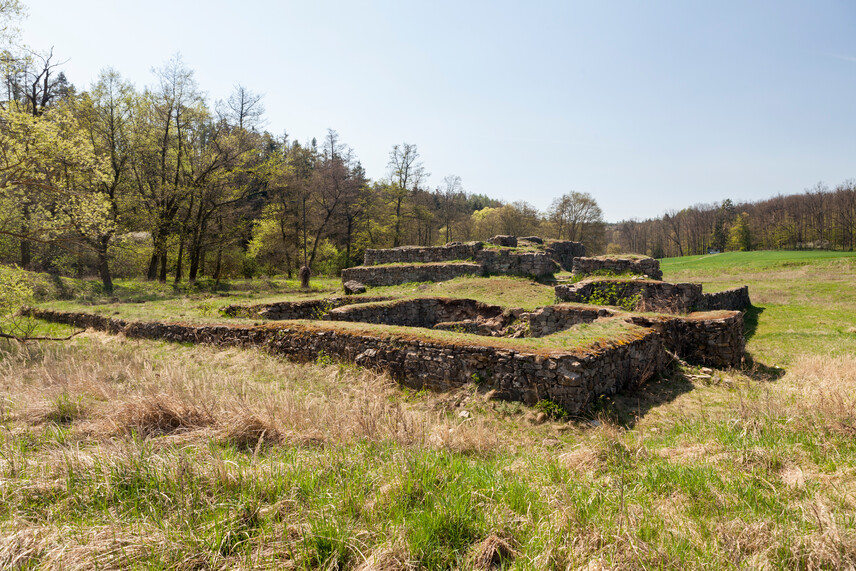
[555,279,703,313]
[341,263,483,287]
[545,241,587,272]
[522,305,617,337]
[475,249,559,277]
[342,251,558,288]
[325,297,503,327]
[27,308,669,414]
[694,286,751,312]
[555,279,750,314]
[221,296,394,320]
[628,311,745,368]
[571,256,663,280]
[363,242,483,265]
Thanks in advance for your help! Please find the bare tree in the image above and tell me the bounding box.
[217,84,265,131]
[387,142,426,247]
[437,175,464,243]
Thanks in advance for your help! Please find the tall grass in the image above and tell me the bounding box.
[1,333,855,569]
[3,251,856,569]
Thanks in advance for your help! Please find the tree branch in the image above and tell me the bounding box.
[0,329,85,342]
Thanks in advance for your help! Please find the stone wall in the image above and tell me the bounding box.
[28,308,668,414]
[555,279,750,314]
[696,286,751,311]
[555,279,702,313]
[571,256,663,280]
[522,305,616,337]
[475,249,559,277]
[342,251,559,288]
[341,263,482,287]
[488,235,517,247]
[629,311,745,368]
[545,241,586,272]
[325,297,505,328]
[221,296,393,320]
[363,242,482,265]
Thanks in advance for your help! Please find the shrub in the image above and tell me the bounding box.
[0,265,37,340]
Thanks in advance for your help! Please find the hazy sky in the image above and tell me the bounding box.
[18,0,856,221]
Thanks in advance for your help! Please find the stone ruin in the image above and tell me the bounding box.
[28,249,752,416]
[341,236,584,288]
[557,255,750,314]
[571,255,663,280]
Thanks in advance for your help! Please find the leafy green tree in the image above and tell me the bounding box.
[72,69,137,292]
[728,212,751,251]
[0,105,113,256]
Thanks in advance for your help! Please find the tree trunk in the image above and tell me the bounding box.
[393,197,403,247]
[97,237,113,294]
[345,216,353,268]
[147,252,159,281]
[20,203,31,269]
[174,239,184,284]
[188,248,201,282]
[20,237,30,269]
[159,251,167,282]
[213,245,223,284]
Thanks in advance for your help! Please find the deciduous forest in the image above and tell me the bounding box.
[2,0,854,298]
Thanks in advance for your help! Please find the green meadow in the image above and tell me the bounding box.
[0,250,855,569]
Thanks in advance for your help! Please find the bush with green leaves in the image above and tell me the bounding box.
[0,265,37,340]
[581,281,642,311]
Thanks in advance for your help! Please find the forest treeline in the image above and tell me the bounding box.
[0,4,606,292]
[1,3,853,294]
[610,182,856,258]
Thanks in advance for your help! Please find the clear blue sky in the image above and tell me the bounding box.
[20,0,856,222]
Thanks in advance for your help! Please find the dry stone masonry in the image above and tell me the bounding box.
[522,305,617,338]
[221,295,393,320]
[555,279,750,314]
[363,242,483,265]
[693,286,751,311]
[545,241,587,272]
[571,256,664,280]
[29,308,668,414]
[341,262,483,287]
[342,237,578,287]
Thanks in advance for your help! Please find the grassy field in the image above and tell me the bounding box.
[1,251,855,569]
[661,250,856,365]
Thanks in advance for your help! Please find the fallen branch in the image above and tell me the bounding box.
[0,329,86,342]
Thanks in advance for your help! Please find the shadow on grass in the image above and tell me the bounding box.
[742,352,786,382]
[743,304,764,341]
[584,367,695,429]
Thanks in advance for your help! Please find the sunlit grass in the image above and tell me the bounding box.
[3,252,856,568]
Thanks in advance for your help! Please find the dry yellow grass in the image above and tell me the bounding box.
[0,333,526,456]
[2,329,856,569]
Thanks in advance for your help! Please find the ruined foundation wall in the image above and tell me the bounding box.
[28,308,668,414]
[555,280,703,313]
[341,263,482,287]
[523,305,616,337]
[475,249,559,277]
[363,242,483,265]
[221,296,393,320]
[629,311,745,368]
[545,241,587,272]
[325,297,504,328]
[695,286,751,312]
[571,256,663,280]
